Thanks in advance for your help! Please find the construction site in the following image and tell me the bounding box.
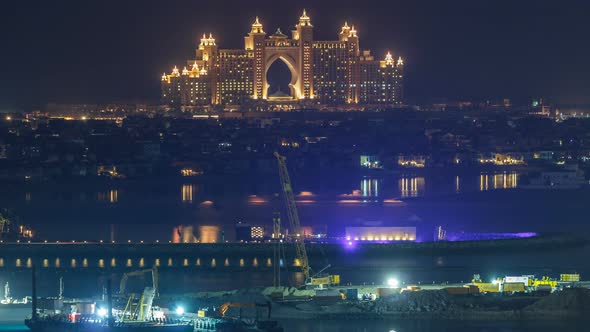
[8,153,588,332]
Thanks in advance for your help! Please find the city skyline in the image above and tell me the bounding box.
[1,0,589,109]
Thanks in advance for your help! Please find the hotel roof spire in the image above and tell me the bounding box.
[397,56,404,66]
[299,9,312,26]
[251,16,265,34]
[349,25,357,37]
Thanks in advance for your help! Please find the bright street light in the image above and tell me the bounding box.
[97,308,107,317]
[387,278,399,288]
[175,306,185,315]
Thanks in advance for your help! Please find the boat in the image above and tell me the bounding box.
[24,268,193,332]
[191,302,283,332]
[522,164,588,189]
[25,318,194,332]
[192,316,282,332]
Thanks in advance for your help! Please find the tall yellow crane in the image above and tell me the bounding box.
[274,152,310,282]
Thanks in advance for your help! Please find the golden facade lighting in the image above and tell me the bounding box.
[161,10,403,108]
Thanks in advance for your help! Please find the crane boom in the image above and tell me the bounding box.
[119,267,159,296]
[274,152,310,282]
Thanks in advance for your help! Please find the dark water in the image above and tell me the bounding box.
[1,318,588,332]
[280,319,588,332]
[1,306,588,331]
[3,171,590,242]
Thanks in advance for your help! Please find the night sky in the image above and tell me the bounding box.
[1,0,589,109]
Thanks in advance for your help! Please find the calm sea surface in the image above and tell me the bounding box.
[1,317,587,332]
[1,171,589,241]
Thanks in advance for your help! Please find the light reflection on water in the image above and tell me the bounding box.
[2,171,547,242]
[480,172,518,191]
[398,177,425,198]
[8,172,523,208]
[361,178,380,197]
[279,319,586,332]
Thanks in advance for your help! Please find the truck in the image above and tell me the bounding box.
[475,283,500,293]
[502,282,526,293]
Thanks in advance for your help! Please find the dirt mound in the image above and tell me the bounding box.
[261,286,315,297]
[525,288,590,311]
[377,290,453,313]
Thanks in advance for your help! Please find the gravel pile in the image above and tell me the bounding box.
[525,288,590,312]
[369,290,453,313]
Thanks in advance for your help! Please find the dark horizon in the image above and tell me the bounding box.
[1,0,589,110]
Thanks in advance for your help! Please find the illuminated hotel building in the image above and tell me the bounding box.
[161,10,404,109]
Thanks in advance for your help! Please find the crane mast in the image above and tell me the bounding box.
[274,152,310,282]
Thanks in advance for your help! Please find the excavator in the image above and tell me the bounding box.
[117,267,159,321]
[274,152,340,288]
[119,267,159,296]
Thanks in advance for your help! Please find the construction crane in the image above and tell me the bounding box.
[274,152,341,288]
[119,267,159,297]
[274,152,310,283]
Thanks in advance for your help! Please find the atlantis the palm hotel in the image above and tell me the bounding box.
[161,10,404,111]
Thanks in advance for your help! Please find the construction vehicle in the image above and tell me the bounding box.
[120,287,156,322]
[274,152,340,288]
[532,276,558,290]
[502,282,526,293]
[560,274,580,282]
[119,267,159,297]
[471,274,563,294]
[470,275,500,293]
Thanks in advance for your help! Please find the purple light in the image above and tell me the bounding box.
[343,239,357,251]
